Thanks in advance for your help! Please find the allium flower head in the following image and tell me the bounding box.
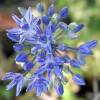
[2,1,97,96]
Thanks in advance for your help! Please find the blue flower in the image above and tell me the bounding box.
[67,23,84,39]
[70,59,81,68]
[59,7,68,18]
[27,77,50,96]
[72,74,86,85]
[36,3,44,13]
[79,40,97,55]
[2,72,24,96]
[47,4,55,17]
[15,53,28,62]
[42,15,50,25]
[7,7,40,44]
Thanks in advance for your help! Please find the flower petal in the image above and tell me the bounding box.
[7,80,17,90]
[42,15,50,25]
[54,79,64,96]
[54,65,63,79]
[27,79,36,92]
[79,45,92,55]
[16,79,24,96]
[15,53,28,62]
[12,14,22,26]
[59,7,68,18]
[35,85,42,96]
[24,7,34,25]
[34,65,46,76]
[36,3,44,13]
[70,59,81,68]
[85,40,97,49]
[24,61,34,71]
[58,22,68,30]
[31,44,41,54]
[73,23,84,33]
[47,4,55,17]
[7,33,20,42]
[6,28,22,35]
[2,72,16,80]
[13,43,24,52]
[72,74,85,85]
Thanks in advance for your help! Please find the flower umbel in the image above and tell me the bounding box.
[2,1,97,96]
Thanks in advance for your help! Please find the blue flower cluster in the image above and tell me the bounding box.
[2,2,97,96]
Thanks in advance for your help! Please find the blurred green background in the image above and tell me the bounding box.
[0,0,100,100]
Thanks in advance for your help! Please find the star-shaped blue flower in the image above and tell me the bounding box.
[2,72,24,96]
